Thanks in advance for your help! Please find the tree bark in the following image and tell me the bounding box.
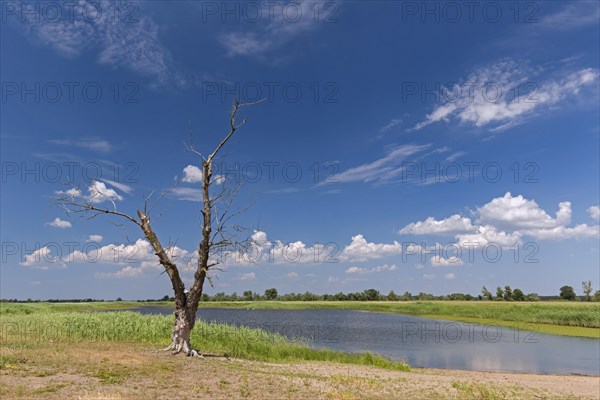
[164,307,199,356]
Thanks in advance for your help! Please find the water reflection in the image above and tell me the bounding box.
[136,306,600,375]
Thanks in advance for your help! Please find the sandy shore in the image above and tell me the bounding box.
[1,341,598,399]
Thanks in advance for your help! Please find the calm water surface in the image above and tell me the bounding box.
[135,306,600,375]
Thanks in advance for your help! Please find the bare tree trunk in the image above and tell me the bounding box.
[55,99,260,357]
[165,307,199,356]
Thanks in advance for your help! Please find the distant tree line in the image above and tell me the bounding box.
[3,282,599,303]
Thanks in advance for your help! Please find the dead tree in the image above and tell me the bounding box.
[55,99,260,356]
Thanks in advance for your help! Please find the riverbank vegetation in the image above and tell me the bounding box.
[0,308,409,371]
[2,300,599,338]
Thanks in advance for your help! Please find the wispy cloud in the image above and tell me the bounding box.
[16,0,181,86]
[332,144,431,184]
[48,138,112,153]
[539,2,600,31]
[100,179,133,195]
[379,118,403,133]
[171,187,202,202]
[220,0,336,57]
[412,59,599,132]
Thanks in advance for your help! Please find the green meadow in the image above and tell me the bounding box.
[0,305,409,371]
[2,300,599,338]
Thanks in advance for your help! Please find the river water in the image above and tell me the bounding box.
[135,306,600,375]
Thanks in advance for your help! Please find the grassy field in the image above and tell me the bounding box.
[1,303,599,399]
[2,300,599,338]
[0,309,408,371]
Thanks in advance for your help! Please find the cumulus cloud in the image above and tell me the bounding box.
[346,264,398,274]
[430,256,463,267]
[413,59,599,132]
[399,214,476,235]
[20,247,62,269]
[56,181,125,205]
[87,235,103,243]
[477,192,571,230]
[87,181,124,204]
[588,206,600,221]
[444,272,456,280]
[48,217,72,229]
[455,225,522,248]
[182,165,203,183]
[345,266,369,274]
[340,235,403,262]
[423,273,436,280]
[402,193,598,250]
[67,238,189,278]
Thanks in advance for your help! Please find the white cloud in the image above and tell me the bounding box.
[403,193,598,248]
[49,138,112,153]
[399,214,476,235]
[423,273,436,280]
[345,266,369,274]
[87,181,124,204]
[220,0,332,57]
[20,247,61,269]
[456,225,522,248]
[588,206,600,221]
[333,144,431,184]
[415,263,424,270]
[372,264,398,272]
[239,272,256,281]
[220,32,273,56]
[430,256,463,267]
[171,187,203,202]
[66,238,189,278]
[19,0,181,86]
[182,165,203,183]
[413,59,599,131]
[525,224,599,241]
[340,234,403,262]
[345,264,399,274]
[56,181,125,205]
[379,118,403,133]
[286,272,299,279]
[478,192,571,230]
[539,2,600,30]
[87,234,103,243]
[95,266,143,279]
[100,179,133,194]
[446,151,466,162]
[48,217,72,229]
[445,273,456,280]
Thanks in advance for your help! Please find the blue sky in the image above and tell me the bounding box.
[1,0,599,300]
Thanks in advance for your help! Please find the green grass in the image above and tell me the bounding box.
[193,301,600,337]
[2,300,599,338]
[0,311,410,372]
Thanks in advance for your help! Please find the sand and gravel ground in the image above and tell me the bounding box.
[1,341,598,399]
